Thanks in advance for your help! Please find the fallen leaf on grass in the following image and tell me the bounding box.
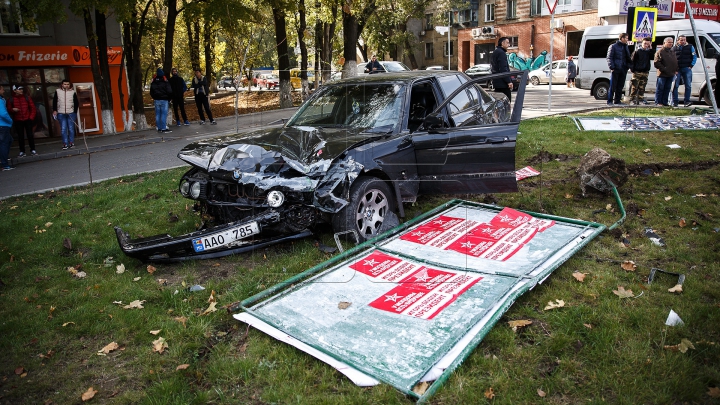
[62,322,75,327]
[103,257,114,267]
[123,300,145,309]
[679,218,686,227]
[152,337,168,354]
[544,299,565,310]
[97,342,119,356]
[484,387,495,399]
[174,316,188,328]
[200,302,217,316]
[176,364,190,371]
[537,388,546,397]
[708,386,720,398]
[668,284,683,293]
[81,387,97,401]
[338,301,351,309]
[208,290,216,303]
[572,272,586,282]
[116,264,125,274]
[45,222,53,228]
[664,338,695,353]
[508,319,532,332]
[583,323,593,329]
[564,194,573,199]
[412,381,429,395]
[149,330,161,335]
[664,196,672,201]
[74,271,87,279]
[157,278,168,285]
[62,238,72,250]
[620,261,637,271]
[147,265,156,274]
[613,286,634,298]
[133,277,141,282]
[14,367,24,375]
[695,194,707,198]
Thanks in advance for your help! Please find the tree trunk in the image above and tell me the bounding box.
[123,0,153,131]
[273,7,293,108]
[83,7,116,134]
[163,0,178,71]
[186,15,201,70]
[297,0,310,100]
[341,0,376,78]
[320,3,337,84]
[203,21,214,91]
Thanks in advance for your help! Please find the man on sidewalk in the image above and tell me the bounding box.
[191,69,216,125]
[8,85,37,157]
[629,37,654,105]
[150,68,173,133]
[491,37,514,102]
[52,79,79,150]
[0,85,14,171]
[169,68,190,126]
[606,33,631,106]
[654,37,678,106]
[671,35,696,107]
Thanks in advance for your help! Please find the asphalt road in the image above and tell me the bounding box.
[0,84,609,200]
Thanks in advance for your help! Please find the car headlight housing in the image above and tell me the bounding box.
[266,190,285,208]
[180,180,190,197]
[190,182,202,199]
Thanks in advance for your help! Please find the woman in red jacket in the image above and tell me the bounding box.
[8,85,37,157]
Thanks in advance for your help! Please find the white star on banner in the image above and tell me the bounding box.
[461,241,475,248]
[364,259,378,266]
[497,214,512,222]
[385,293,403,302]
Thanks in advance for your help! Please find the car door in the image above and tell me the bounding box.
[411,74,518,195]
[554,61,568,83]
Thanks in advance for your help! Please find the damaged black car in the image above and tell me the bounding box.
[116,70,527,262]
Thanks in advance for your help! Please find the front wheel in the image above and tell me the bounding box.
[592,81,610,100]
[530,76,540,86]
[332,177,395,242]
[703,80,716,106]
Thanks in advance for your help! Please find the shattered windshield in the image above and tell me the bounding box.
[286,83,406,133]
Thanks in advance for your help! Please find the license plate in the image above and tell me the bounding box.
[191,222,260,252]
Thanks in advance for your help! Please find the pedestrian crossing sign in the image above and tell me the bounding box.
[632,7,658,42]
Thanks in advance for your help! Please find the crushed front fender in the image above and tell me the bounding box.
[114,211,312,263]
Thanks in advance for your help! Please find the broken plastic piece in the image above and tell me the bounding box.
[333,230,359,253]
[666,144,682,149]
[647,267,685,286]
[189,285,205,292]
[644,228,666,247]
[665,309,685,327]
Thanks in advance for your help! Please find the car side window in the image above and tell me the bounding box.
[408,81,438,132]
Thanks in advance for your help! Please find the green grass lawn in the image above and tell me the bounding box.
[1,113,719,404]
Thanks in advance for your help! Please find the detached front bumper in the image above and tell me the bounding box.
[115,211,312,263]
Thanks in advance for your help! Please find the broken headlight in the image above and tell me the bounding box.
[266,190,285,207]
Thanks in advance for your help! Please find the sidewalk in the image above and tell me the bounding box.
[6,107,298,168]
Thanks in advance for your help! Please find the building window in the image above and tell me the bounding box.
[457,9,478,25]
[425,14,433,30]
[506,0,517,19]
[425,43,434,59]
[444,41,454,57]
[508,36,519,48]
[530,0,542,16]
[0,2,38,35]
[485,4,495,22]
[559,0,571,5]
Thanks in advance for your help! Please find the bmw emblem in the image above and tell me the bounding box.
[233,170,241,179]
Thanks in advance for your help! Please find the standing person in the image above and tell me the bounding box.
[169,68,190,126]
[191,69,216,125]
[491,37,513,102]
[52,79,79,150]
[606,33,631,106]
[0,85,14,171]
[8,85,37,157]
[629,37,654,105]
[566,56,577,88]
[365,55,382,74]
[654,37,678,107]
[150,68,173,133]
[671,35,697,107]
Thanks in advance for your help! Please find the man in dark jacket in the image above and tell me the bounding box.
[566,56,577,88]
[671,35,697,107]
[150,68,173,133]
[365,55,382,74]
[491,37,513,102]
[654,37,678,106]
[629,37,654,105]
[191,69,216,125]
[606,33,631,106]
[169,68,190,126]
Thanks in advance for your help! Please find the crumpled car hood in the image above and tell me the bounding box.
[177,125,373,175]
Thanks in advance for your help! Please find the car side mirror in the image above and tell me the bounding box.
[423,113,446,131]
[706,48,717,58]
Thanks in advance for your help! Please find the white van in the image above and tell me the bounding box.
[576,19,720,104]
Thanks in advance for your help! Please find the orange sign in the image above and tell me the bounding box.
[0,46,123,67]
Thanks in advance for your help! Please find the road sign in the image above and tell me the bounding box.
[545,0,557,14]
[632,7,658,42]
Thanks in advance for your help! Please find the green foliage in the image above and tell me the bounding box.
[1,115,720,403]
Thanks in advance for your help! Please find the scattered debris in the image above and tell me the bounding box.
[666,144,682,149]
[515,166,540,181]
[648,268,685,294]
[664,338,694,353]
[338,301,352,310]
[665,309,684,327]
[577,148,628,196]
[544,299,565,310]
[152,337,168,354]
[115,264,125,274]
[62,238,72,250]
[621,261,637,272]
[508,319,532,332]
[81,387,97,401]
[97,342,119,356]
[613,286,634,298]
[189,285,205,292]
[644,228,666,247]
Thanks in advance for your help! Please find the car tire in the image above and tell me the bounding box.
[332,176,395,242]
[703,80,716,106]
[530,76,540,86]
[592,81,610,100]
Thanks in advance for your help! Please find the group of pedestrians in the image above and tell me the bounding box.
[606,33,699,106]
[150,68,216,132]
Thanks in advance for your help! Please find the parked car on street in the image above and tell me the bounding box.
[290,69,319,89]
[528,60,571,85]
[256,73,279,89]
[116,70,527,261]
[426,65,444,70]
[357,61,411,75]
[218,77,235,89]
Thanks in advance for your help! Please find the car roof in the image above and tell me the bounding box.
[335,70,462,84]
